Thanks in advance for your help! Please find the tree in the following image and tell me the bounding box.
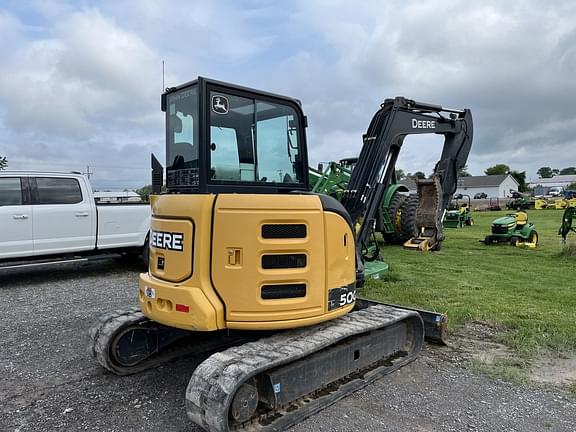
[567,182,576,190]
[484,164,510,176]
[537,166,555,178]
[559,167,576,175]
[410,171,426,180]
[458,165,471,177]
[510,170,529,192]
[135,185,152,202]
[0,155,7,171]
[135,184,166,202]
[395,169,406,180]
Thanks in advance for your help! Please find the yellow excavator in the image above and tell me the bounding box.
[89,77,473,431]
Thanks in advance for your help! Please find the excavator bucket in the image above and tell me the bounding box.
[403,175,444,251]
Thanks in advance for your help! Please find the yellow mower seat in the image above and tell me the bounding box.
[515,211,528,226]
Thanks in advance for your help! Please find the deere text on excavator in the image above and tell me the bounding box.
[89,77,473,431]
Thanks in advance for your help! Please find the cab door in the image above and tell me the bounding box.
[0,177,33,259]
[31,177,94,255]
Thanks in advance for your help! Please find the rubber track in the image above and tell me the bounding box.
[88,308,251,376]
[186,304,423,432]
[88,307,156,375]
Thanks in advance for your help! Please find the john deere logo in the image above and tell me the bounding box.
[411,119,436,129]
[150,230,184,251]
[212,95,229,114]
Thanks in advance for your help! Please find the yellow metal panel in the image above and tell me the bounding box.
[142,194,225,330]
[212,194,327,322]
[227,303,354,330]
[139,273,219,331]
[323,212,355,290]
[149,218,194,282]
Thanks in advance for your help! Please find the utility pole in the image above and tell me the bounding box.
[84,165,93,179]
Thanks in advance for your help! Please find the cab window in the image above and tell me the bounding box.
[209,91,303,185]
[0,177,22,206]
[35,178,83,205]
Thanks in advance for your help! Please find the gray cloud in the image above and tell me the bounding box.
[1,0,576,189]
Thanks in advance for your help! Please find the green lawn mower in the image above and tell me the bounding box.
[481,211,539,247]
[444,194,473,228]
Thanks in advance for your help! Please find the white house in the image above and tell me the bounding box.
[399,174,519,198]
[455,174,518,198]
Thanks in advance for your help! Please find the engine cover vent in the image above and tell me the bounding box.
[261,284,307,299]
[261,224,307,239]
[261,254,307,269]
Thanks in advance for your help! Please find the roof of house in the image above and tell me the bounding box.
[457,174,518,188]
[398,178,417,191]
[529,175,576,185]
[399,174,517,191]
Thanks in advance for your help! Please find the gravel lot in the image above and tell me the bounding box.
[1,260,574,432]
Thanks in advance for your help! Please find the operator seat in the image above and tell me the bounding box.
[515,211,528,227]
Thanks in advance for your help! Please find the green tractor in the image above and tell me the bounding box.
[505,190,533,211]
[481,211,538,247]
[310,159,417,245]
[443,194,473,228]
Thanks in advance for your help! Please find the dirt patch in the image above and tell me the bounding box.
[531,354,576,386]
[432,321,517,365]
[431,321,576,388]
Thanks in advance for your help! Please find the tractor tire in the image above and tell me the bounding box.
[484,235,493,245]
[510,236,519,246]
[397,194,419,242]
[382,193,407,244]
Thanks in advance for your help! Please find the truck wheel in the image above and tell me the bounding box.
[484,235,493,245]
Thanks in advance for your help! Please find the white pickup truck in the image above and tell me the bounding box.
[0,172,150,268]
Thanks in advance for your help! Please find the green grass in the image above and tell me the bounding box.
[363,209,576,357]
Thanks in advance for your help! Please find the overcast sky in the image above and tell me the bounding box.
[1,0,575,189]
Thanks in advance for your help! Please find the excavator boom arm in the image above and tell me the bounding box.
[341,97,473,250]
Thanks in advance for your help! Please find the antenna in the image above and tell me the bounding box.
[162,60,165,91]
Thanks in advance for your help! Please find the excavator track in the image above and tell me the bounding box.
[186,304,424,432]
[88,308,256,376]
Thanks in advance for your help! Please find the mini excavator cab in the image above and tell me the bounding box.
[161,78,309,194]
[141,77,357,332]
